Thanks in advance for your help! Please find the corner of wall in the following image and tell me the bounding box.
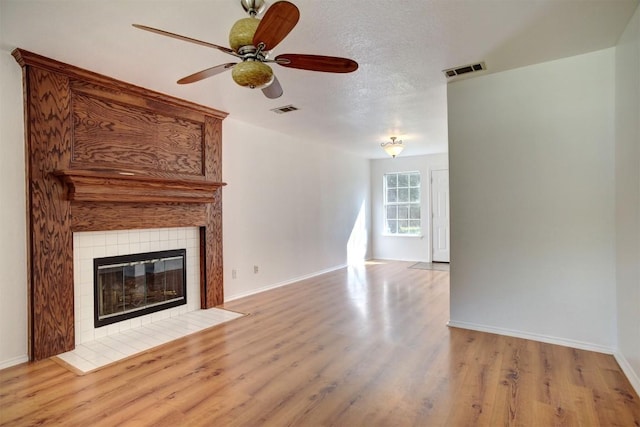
[614,0,640,398]
[615,351,640,397]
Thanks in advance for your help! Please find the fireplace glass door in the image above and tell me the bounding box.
[94,249,186,327]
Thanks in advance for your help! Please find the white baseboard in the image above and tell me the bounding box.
[224,264,348,302]
[0,354,28,370]
[447,320,616,355]
[614,351,640,397]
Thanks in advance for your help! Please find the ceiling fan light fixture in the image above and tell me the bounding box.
[134,0,358,98]
[381,137,405,158]
[232,60,274,88]
[229,17,260,52]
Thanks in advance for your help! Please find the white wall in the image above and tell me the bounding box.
[615,4,640,392]
[448,48,617,351]
[222,117,370,300]
[0,49,29,368]
[370,154,448,262]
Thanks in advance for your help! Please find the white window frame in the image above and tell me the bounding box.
[383,171,421,236]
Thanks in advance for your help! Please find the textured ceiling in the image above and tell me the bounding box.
[1,0,638,158]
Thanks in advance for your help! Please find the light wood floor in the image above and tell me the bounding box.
[1,261,639,426]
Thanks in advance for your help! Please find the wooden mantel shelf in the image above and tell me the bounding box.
[54,169,226,203]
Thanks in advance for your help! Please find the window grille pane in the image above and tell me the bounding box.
[409,220,421,233]
[398,174,409,187]
[410,206,420,219]
[386,206,397,220]
[387,188,397,203]
[410,188,420,202]
[387,220,398,234]
[410,174,420,186]
[398,188,409,202]
[386,174,397,187]
[398,205,409,219]
[398,220,410,234]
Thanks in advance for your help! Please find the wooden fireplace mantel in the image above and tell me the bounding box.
[54,169,227,203]
[14,48,228,361]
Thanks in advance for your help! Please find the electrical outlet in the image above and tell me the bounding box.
[254,265,259,274]
[232,269,237,279]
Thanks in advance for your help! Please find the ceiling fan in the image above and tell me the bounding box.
[133,0,358,99]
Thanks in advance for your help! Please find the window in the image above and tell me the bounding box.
[384,171,421,235]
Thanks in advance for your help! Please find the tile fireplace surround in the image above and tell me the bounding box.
[73,227,200,345]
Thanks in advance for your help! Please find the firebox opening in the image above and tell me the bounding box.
[93,249,187,328]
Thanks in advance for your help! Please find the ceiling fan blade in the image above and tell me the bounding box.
[177,63,236,84]
[253,1,300,51]
[132,24,236,56]
[275,54,358,73]
[262,75,283,99]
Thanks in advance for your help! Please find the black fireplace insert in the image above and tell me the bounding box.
[93,249,187,328]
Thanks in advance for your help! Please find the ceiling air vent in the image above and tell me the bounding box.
[271,104,299,114]
[442,62,486,79]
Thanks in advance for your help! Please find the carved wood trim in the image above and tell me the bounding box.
[24,66,75,361]
[13,48,227,361]
[70,203,209,232]
[12,49,227,120]
[54,169,226,203]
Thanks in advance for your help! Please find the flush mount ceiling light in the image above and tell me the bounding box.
[381,137,405,158]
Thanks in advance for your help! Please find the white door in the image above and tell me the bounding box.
[431,169,450,262]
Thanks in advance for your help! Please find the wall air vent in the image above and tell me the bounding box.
[442,62,486,79]
[271,104,299,114]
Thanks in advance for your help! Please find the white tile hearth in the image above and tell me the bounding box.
[54,308,245,374]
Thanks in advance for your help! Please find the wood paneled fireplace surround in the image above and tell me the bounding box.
[13,49,228,361]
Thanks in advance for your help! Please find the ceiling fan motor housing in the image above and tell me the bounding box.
[240,0,265,16]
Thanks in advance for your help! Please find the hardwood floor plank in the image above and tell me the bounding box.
[1,261,639,426]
